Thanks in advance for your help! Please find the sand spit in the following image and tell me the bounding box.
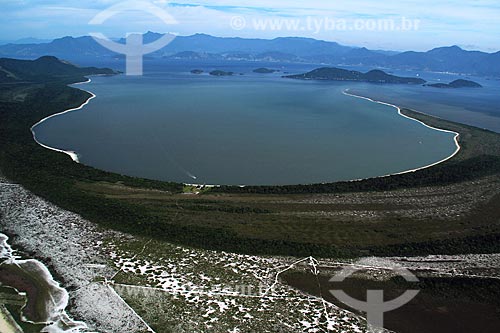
[0,177,147,333]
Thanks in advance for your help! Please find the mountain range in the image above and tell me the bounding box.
[0,37,53,45]
[0,56,115,84]
[0,32,499,77]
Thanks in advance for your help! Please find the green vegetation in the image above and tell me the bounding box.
[0,264,47,323]
[213,155,500,194]
[1,57,500,258]
[213,109,500,195]
[0,56,116,84]
[209,70,233,76]
[285,67,426,84]
[2,304,46,333]
[425,79,483,88]
[284,271,500,307]
[283,271,500,333]
[253,68,278,74]
[0,74,342,257]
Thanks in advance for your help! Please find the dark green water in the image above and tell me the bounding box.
[33,67,458,185]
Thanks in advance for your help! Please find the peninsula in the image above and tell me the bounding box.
[285,67,426,84]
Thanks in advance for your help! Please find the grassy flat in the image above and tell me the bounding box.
[1,74,500,257]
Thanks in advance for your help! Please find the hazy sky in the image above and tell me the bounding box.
[2,0,500,52]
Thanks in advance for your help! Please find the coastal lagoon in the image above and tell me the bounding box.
[33,62,461,185]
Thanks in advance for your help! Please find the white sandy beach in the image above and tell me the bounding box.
[0,177,148,333]
[343,89,461,178]
[30,78,97,163]
[29,76,463,188]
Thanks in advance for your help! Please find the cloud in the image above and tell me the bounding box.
[1,0,499,51]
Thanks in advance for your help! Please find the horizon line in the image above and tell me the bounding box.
[2,32,499,54]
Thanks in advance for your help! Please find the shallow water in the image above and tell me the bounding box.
[0,233,88,333]
[33,62,463,185]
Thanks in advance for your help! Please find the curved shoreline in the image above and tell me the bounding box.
[342,89,461,179]
[29,78,462,187]
[0,233,88,332]
[30,78,96,163]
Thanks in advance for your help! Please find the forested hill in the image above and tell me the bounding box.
[1,34,499,77]
[285,67,426,84]
[0,56,116,84]
[425,79,483,89]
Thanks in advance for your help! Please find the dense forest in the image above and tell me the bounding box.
[213,154,500,194]
[2,57,500,258]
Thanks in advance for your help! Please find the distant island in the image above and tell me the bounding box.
[425,79,482,88]
[167,51,223,60]
[253,68,278,74]
[191,69,204,74]
[209,70,234,76]
[285,67,426,84]
[1,34,500,77]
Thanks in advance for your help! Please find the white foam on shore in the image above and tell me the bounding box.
[0,233,88,332]
[28,77,461,187]
[342,89,461,178]
[30,78,96,163]
[190,89,462,187]
[0,233,14,259]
